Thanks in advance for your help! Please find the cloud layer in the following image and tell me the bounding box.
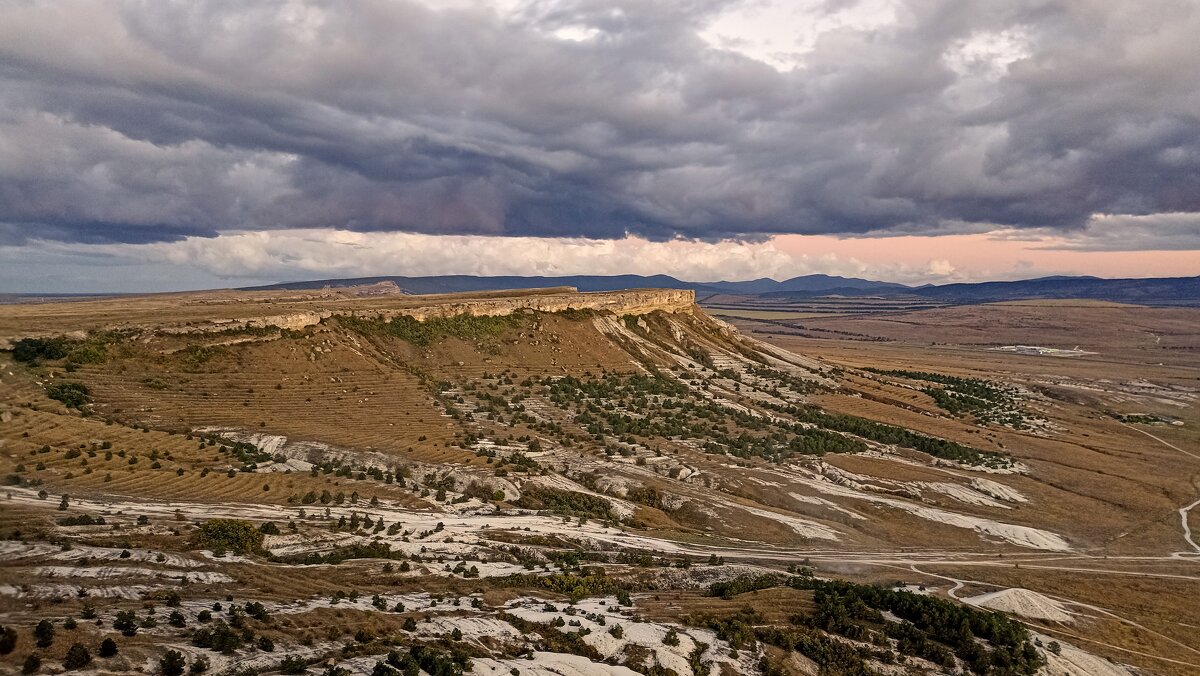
[2,0,1198,248]
[0,228,986,295]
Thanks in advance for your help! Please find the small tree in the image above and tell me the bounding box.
[63,643,92,670]
[0,626,16,654]
[113,610,138,637]
[160,649,187,676]
[21,654,40,675]
[99,637,118,657]
[58,495,70,511]
[33,620,55,648]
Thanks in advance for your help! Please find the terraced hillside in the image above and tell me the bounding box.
[1,287,1196,676]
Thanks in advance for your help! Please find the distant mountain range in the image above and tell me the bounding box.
[253,274,699,295]
[905,275,1200,305]
[249,273,911,296]
[246,273,1200,306]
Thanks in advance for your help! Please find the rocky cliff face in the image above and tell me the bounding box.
[168,288,695,335]
[0,288,696,347]
[160,311,329,335]
[351,288,695,322]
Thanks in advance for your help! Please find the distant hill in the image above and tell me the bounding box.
[246,274,711,295]
[243,273,1200,306]
[245,273,909,296]
[910,275,1200,305]
[705,274,911,295]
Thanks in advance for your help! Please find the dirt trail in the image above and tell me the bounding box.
[1117,421,1200,460]
[1117,420,1200,555]
[903,563,1200,665]
[1037,627,1200,671]
[1180,495,1200,555]
[906,565,965,599]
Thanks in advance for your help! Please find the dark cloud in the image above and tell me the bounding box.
[0,0,1197,245]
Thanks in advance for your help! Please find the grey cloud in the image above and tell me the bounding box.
[0,0,1197,246]
[1036,213,1200,251]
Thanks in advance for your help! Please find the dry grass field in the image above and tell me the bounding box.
[730,299,1200,674]
[1,289,1196,675]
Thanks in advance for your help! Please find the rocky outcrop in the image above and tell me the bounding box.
[348,288,695,322]
[158,288,694,336]
[160,310,328,335]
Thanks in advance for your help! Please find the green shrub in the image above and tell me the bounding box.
[194,519,264,555]
[67,344,107,365]
[12,337,72,363]
[707,574,784,600]
[515,485,615,520]
[190,620,244,654]
[160,649,186,676]
[113,610,138,636]
[34,619,54,648]
[338,312,524,346]
[62,643,92,670]
[178,345,225,369]
[45,382,91,409]
[278,655,308,674]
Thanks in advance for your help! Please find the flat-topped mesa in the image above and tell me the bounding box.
[0,287,696,346]
[348,288,695,323]
[153,287,695,337]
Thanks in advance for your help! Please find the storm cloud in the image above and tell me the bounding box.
[1,0,1198,246]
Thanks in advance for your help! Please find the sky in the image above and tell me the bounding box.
[1,0,1198,292]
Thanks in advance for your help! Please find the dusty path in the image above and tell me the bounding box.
[1180,496,1200,555]
[1117,421,1200,460]
[1116,420,1200,555]
[904,563,1200,666]
[1036,626,1200,670]
[905,565,965,599]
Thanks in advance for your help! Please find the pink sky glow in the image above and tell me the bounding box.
[771,233,1200,282]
